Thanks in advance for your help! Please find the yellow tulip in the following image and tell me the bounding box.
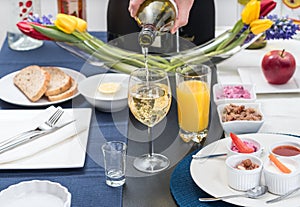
[250,19,273,35]
[69,15,87,32]
[241,0,261,25]
[54,13,77,34]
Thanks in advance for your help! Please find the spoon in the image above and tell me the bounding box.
[199,185,268,202]
[266,186,300,204]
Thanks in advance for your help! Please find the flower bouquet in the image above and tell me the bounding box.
[17,0,299,74]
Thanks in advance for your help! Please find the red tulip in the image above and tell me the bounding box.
[260,0,277,17]
[16,21,52,40]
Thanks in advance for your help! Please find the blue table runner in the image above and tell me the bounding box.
[0,32,127,207]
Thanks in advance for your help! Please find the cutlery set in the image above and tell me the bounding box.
[0,107,75,154]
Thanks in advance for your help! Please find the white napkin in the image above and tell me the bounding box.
[259,98,300,136]
[0,106,88,164]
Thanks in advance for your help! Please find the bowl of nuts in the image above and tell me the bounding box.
[226,154,263,191]
[217,103,264,134]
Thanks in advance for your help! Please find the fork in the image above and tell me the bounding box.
[0,107,64,147]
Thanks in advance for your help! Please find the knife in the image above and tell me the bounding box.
[192,153,227,159]
[0,120,76,154]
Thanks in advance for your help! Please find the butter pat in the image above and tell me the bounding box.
[98,82,121,94]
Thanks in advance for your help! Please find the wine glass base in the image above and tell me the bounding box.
[133,153,170,173]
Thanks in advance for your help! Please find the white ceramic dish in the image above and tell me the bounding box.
[0,180,71,207]
[213,83,256,106]
[263,156,300,195]
[217,102,264,134]
[269,141,300,161]
[0,108,91,169]
[226,154,263,191]
[226,137,263,157]
[0,67,86,106]
[78,73,129,112]
[190,133,300,207]
[238,67,300,94]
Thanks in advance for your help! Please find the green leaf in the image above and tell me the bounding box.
[31,24,80,43]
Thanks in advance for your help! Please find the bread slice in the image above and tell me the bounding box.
[13,65,50,102]
[47,78,77,102]
[42,67,72,96]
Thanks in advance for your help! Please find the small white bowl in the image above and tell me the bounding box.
[0,180,71,207]
[78,73,129,112]
[226,137,263,158]
[213,83,256,106]
[226,154,263,191]
[263,156,300,195]
[269,141,300,162]
[217,102,264,134]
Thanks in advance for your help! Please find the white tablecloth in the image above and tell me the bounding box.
[216,38,300,136]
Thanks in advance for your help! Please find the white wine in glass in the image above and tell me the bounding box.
[128,68,172,173]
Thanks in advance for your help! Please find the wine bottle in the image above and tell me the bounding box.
[57,0,86,20]
[135,0,177,47]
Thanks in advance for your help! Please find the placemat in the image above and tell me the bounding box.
[170,150,237,207]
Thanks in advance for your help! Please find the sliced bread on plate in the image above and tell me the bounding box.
[47,78,78,102]
[42,67,72,96]
[13,65,50,102]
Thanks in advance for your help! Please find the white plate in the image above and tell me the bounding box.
[0,108,91,169]
[0,67,86,106]
[190,133,300,207]
[238,67,300,94]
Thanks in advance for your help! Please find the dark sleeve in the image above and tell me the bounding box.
[179,0,215,45]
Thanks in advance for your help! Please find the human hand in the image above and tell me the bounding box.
[128,0,194,34]
[128,0,145,18]
[171,0,194,34]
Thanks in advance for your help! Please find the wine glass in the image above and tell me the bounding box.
[128,68,172,173]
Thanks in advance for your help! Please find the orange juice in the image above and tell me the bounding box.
[176,80,210,132]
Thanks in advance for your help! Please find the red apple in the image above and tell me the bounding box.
[261,49,296,84]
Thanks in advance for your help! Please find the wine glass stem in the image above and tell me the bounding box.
[148,126,154,157]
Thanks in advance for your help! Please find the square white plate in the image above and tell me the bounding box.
[238,67,300,94]
[0,108,91,169]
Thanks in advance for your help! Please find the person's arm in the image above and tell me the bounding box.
[171,0,194,33]
[128,0,194,34]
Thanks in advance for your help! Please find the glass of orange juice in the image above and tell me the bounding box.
[175,64,211,144]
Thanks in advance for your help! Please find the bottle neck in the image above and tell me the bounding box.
[139,25,157,47]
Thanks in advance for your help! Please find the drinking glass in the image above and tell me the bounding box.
[102,141,127,187]
[176,64,211,144]
[128,68,172,173]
